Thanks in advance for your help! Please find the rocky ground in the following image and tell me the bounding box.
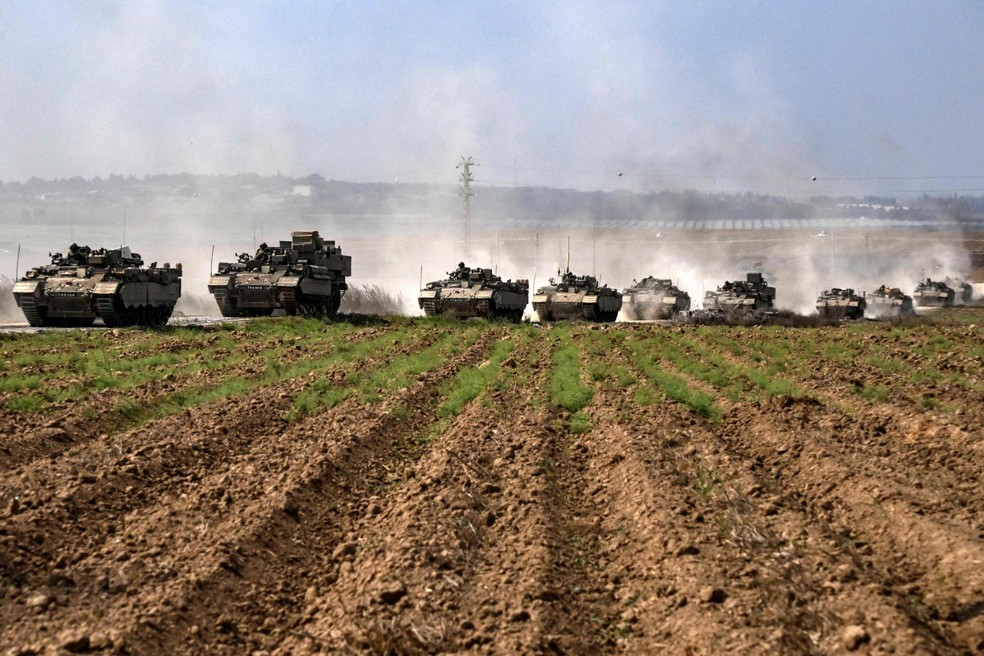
[0,313,981,655]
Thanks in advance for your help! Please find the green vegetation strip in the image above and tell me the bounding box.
[627,338,719,420]
[548,327,594,433]
[438,332,517,417]
[286,324,489,422]
[684,328,805,398]
[2,318,368,412]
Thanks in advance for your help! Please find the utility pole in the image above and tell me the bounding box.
[456,156,478,254]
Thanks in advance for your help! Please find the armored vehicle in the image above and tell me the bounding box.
[622,276,691,320]
[12,243,182,327]
[532,269,621,322]
[866,285,914,318]
[703,272,776,313]
[945,277,974,305]
[816,288,866,319]
[208,231,351,317]
[912,278,955,309]
[418,262,528,322]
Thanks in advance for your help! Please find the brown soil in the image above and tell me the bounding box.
[1,321,982,655]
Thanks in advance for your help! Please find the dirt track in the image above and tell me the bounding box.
[0,315,982,655]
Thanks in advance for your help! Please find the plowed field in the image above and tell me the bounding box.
[1,313,982,655]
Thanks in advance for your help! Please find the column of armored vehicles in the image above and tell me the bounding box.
[8,231,977,326]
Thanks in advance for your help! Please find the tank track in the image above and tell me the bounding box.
[421,299,438,317]
[278,288,298,315]
[96,297,123,327]
[97,298,173,327]
[17,294,46,327]
[212,288,239,317]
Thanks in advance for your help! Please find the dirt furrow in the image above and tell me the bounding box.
[720,400,983,651]
[0,324,382,469]
[0,328,450,644]
[272,333,572,654]
[684,329,983,519]
[53,327,498,655]
[610,338,960,653]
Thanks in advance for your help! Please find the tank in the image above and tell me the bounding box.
[816,288,866,319]
[11,243,182,327]
[418,262,528,322]
[622,276,691,320]
[912,278,955,309]
[944,277,974,305]
[703,272,776,313]
[866,284,914,318]
[417,262,530,322]
[532,269,622,322]
[208,231,351,317]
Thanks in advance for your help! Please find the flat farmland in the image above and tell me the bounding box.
[1,313,982,655]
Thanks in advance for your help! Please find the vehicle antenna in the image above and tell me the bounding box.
[419,264,423,291]
[15,244,21,279]
[566,236,571,274]
[210,244,215,275]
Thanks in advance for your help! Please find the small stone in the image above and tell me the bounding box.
[7,497,20,516]
[88,632,114,650]
[25,592,52,611]
[842,625,870,651]
[699,586,727,604]
[377,580,407,605]
[304,585,318,605]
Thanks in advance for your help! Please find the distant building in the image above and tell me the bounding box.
[292,185,313,197]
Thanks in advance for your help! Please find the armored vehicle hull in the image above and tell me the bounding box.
[419,264,528,322]
[209,231,350,317]
[945,277,974,305]
[703,272,776,314]
[816,288,866,319]
[12,245,181,327]
[912,279,955,309]
[866,285,914,319]
[622,277,691,320]
[532,270,621,322]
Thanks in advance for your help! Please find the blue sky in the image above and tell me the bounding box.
[1,0,982,195]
